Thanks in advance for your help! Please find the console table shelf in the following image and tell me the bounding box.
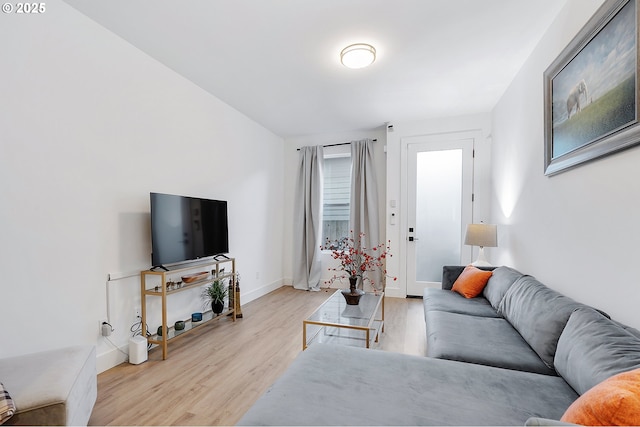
[140,257,237,360]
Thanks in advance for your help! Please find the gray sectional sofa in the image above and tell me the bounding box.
[238,265,640,426]
[0,345,97,426]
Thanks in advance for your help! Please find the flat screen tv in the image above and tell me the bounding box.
[150,192,229,268]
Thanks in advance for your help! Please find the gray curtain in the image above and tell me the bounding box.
[350,139,381,290]
[293,146,324,291]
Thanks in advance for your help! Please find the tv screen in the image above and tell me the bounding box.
[150,192,229,267]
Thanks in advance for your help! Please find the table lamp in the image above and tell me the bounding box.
[464,223,497,266]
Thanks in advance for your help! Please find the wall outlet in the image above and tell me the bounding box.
[134,306,141,319]
[99,320,112,336]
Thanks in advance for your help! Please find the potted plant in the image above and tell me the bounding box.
[202,279,228,314]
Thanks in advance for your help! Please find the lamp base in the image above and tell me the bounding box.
[471,246,492,267]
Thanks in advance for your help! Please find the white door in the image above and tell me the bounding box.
[406,137,474,296]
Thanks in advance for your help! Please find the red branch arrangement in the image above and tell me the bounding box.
[323,231,397,291]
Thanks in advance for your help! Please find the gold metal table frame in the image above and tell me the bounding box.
[303,290,384,350]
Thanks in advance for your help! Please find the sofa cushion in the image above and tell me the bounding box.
[560,367,640,426]
[441,265,495,290]
[423,288,501,318]
[554,307,640,395]
[238,343,579,426]
[482,266,524,309]
[426,311,556,375]
[451,265,493,298]
[498,276,584,369]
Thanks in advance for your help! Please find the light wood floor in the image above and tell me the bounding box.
[89,286,425,426]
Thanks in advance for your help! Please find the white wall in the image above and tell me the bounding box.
[0,0,285,371]
[384,114,493,297]
[491,0,640,329]
[282,129,387,289]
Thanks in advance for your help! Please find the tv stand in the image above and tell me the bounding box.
[150,265,169,272]
[140,257,239,360]
[213,254,230,261]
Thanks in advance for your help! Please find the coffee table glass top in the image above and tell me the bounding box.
[303,289,384,349]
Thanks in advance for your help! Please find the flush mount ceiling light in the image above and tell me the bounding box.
[340,43,376,69]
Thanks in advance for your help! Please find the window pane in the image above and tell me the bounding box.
[323,156,351,248]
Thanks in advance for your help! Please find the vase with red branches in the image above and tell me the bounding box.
[323,231,397,305]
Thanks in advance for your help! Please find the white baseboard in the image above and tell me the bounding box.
[241,278,284,304]
[382,285,406,298]
[97,344,129,374]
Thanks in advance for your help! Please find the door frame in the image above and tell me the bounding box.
[398,130,482,297]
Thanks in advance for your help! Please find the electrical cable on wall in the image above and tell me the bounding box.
[130,317,152,350]
[104,336,128,357]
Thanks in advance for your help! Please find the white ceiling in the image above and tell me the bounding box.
[63,0,568,138]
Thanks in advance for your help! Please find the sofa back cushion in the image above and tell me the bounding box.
[555,307,640,395]
[498,276,584,369]
[482,266,524,309]
[616,320,640,340]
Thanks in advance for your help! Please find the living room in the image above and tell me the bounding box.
[2,0,639,424]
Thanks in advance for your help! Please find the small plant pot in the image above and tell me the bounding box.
[212,301,225,314]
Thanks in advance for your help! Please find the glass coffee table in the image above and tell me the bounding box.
[303,289,384,350]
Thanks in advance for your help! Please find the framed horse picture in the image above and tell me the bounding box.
[544,0,640,175]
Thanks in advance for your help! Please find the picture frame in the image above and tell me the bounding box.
[544,0,640,176]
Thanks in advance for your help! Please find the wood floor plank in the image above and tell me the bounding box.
[89,286,425,426]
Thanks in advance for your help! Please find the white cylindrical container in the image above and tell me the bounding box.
[128,335,148,364]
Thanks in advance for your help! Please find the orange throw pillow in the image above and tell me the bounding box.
[451,265,493,298]
[561,368,640,426]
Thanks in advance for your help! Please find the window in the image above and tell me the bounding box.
[322,154,351,249]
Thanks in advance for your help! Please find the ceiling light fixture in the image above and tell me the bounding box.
[340,43,376,69]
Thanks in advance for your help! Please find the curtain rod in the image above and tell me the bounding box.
[296,139,377,151]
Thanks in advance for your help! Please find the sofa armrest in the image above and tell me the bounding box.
[441,265,497,290]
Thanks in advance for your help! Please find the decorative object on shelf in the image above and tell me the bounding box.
[234,272,244,318]
[182,271,209,283]
[202,279,228,314]
[191,312,203,322]
[228,274,235,316]
[324,231,396,305]
[174,320,185,331]
[157,326,169,336]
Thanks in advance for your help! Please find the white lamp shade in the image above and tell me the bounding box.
[340,43,376,69]
[464,224,497,248]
